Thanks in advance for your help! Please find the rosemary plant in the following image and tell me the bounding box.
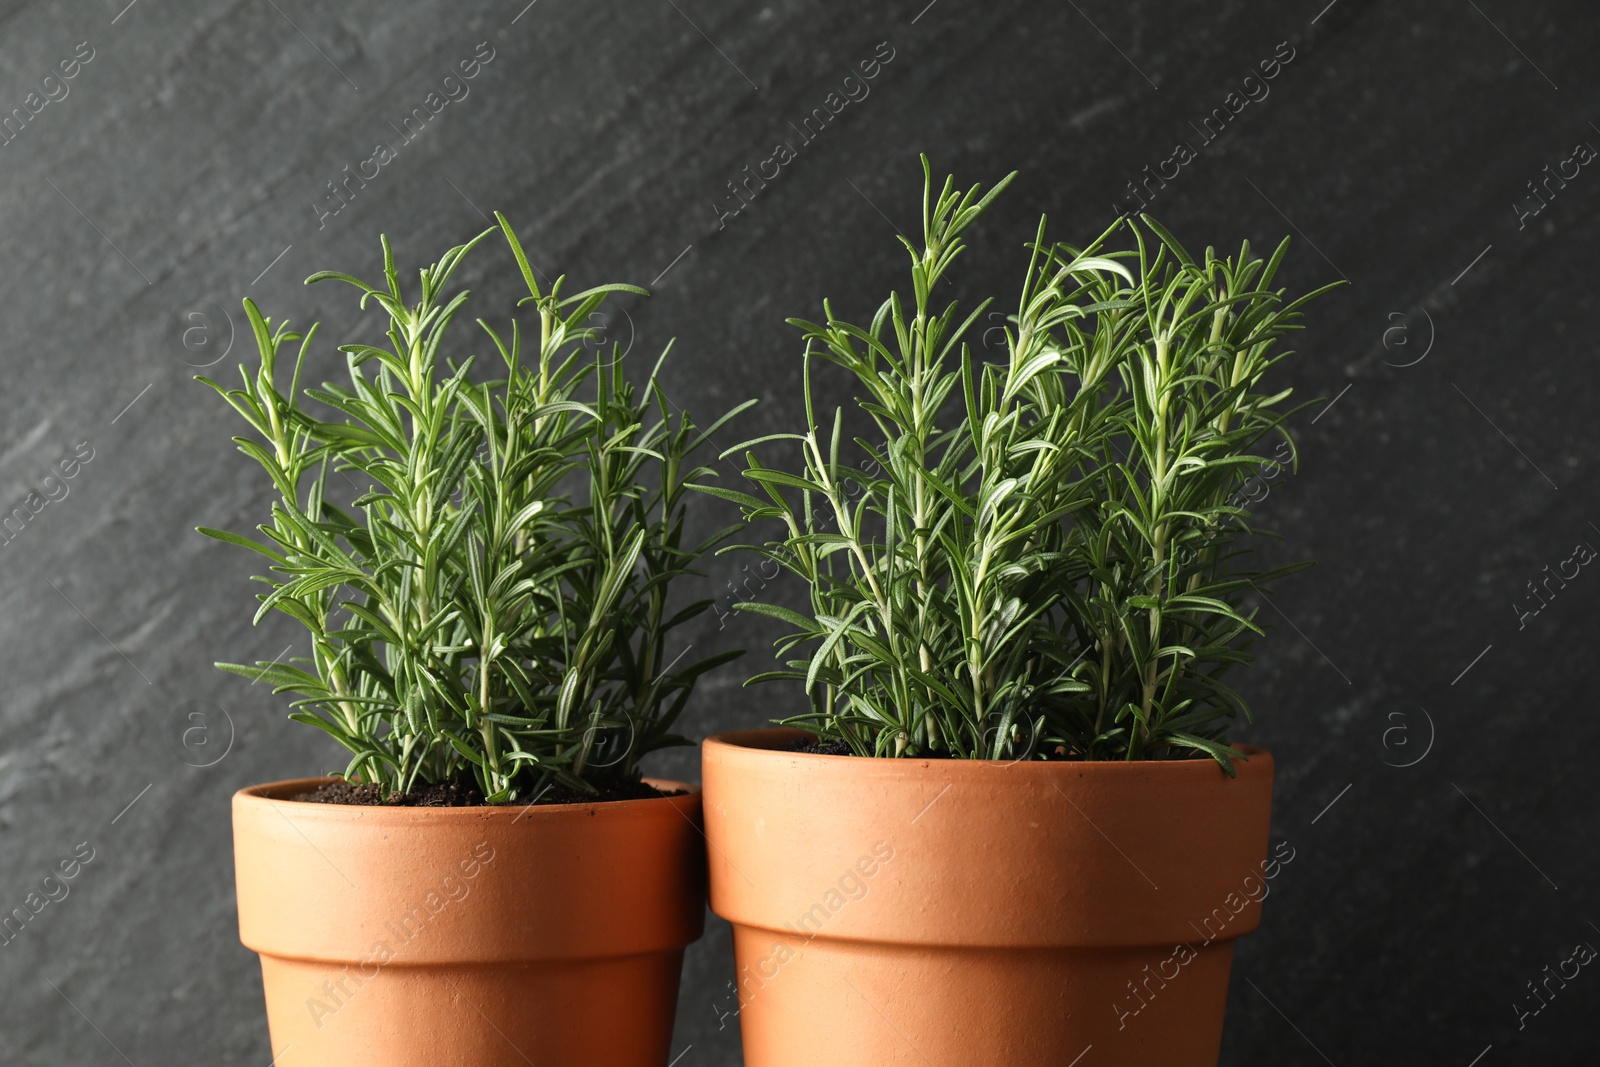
[712,160,1336,768]
[200,217,747,801]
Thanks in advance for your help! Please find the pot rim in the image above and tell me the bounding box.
[703,727,1276,949]
[706,726,1268,774]
[234,775,699,820]
[234,775,707,964]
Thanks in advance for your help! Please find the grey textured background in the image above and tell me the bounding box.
[0,0,1596,1063]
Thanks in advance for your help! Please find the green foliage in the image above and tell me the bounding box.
[200,217,748,801]
[716,159,1338,768]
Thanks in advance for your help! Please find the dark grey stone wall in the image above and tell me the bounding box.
[0,0,1595,1063]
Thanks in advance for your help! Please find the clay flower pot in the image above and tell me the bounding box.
[233,778,705,1067]
[703,729,1277,1067]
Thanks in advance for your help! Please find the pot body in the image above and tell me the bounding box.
[703,729,1276,1067]
[233,778,706,1067]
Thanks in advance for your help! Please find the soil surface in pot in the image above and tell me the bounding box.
[289,778,683,807]
[791,737,855,756]
[786,735,1207,762]
[787,736,1000,760]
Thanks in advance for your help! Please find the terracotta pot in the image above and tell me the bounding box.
[233,778,705,1067]
[703,729,1277,1067]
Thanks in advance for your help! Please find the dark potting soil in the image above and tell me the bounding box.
[791,737,854,756]
[288,778,682,807]
[790,737,957,759]
[789,736,1080,761]
[536,779,683,805]
[289,780,486,806]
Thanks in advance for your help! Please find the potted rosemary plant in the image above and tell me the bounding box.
[207,217,747,1067]
[699,161,1336,1066]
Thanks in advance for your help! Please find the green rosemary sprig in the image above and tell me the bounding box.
[200,216,748,800]
[713,158,1338,767]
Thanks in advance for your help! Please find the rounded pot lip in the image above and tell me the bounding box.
[704,726,1270,776]
[234,776,700,820]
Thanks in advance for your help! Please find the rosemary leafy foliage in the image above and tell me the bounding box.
[711,160,1338,768]
[200,217,748,801]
